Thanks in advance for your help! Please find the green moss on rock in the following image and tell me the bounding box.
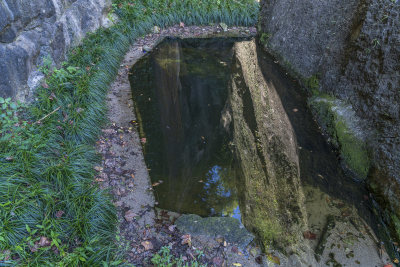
[309,94,370,179]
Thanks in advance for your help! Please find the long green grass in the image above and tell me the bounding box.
[0,0,258,265]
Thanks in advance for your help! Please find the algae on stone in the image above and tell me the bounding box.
[226,40,309,253]
[309,94,370,180]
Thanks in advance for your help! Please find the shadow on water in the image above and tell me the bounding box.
[255,42,396,260]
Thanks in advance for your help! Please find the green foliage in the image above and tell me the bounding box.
[259,33,271,46]
[0,0,259,265]
[151,246,207,267]
[305,75,320,92]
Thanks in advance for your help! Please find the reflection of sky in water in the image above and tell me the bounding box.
[203,165,241,222]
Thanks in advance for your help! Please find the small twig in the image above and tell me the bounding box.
[34,106,61,125]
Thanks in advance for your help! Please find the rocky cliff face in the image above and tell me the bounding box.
[0,0,111,100]
[259,0,400,240]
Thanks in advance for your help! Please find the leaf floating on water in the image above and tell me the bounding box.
[303,230,317,240]
[152,180,163,187]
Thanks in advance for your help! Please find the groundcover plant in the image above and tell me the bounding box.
[0,0,258,265]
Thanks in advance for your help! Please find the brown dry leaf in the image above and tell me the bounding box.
[55,210,65,218]
[39,236,51,247]
[272,256,280,265]
[130,174,135,179]
[94,166,103,172]
[42,83,49,89]
[124,210,138,222]
[141,241,154,251]
[181,234,191,246]
[2,250,11,260]
[303,231,317,240]
[180,22,185,28]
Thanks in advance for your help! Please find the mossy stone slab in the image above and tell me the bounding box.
[175,214,254,248]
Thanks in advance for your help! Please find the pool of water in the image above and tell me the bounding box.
[129,38,245,218]
[129,37,397,261]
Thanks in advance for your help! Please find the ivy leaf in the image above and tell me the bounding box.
[10,103,17,110]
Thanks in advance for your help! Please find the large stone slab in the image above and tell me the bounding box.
[176,214,254,249]
[224,40,314,264]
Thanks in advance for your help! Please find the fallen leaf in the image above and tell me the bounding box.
[94,166,103,172]
[216,237,224,244]
[42,83,49,89]
[141,138,147,144]
[233,263,242,266]
[394,258,399,264]
[30,244,39,252]
[39,236,51,247]
[180,22,185,28]
[303,231,317,240]
[212,257,223,266]
[55,210,64,218]
[2,250,11,260]
[141,240,153,251]
[271,256,280,265]
[168,225,176,232]
[130,174,135,179]
[124,210,138,222]
[255,255,263,264]
[181,234,191,246]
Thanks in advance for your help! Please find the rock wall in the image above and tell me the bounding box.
[0,0,111,101]
[259,0,400,239]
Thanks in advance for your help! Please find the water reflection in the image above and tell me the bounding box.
[129,38,247,218]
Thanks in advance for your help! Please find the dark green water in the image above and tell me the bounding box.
[129,38,244,218]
